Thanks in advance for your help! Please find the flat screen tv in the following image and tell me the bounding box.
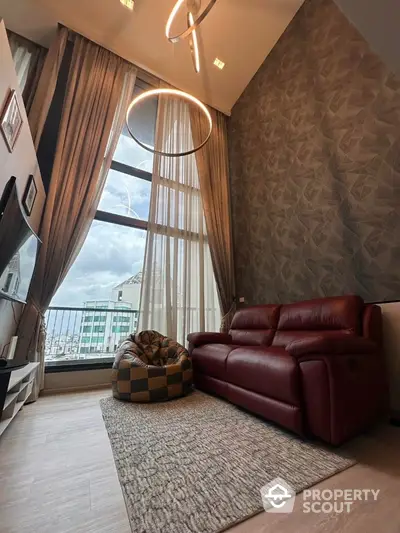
[0,177,40,304]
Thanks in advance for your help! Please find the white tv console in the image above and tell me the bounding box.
[0,362,39,436]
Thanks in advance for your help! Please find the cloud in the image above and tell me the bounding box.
[98,169,151,220]
[52,220,147,307]
[113,134,153,172]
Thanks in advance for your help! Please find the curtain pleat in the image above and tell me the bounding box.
[15,32,137,400]
[190,108,236,331]
[139,89,220,345]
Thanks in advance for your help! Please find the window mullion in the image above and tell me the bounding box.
[95,210,148,230]
[110,160,152,182]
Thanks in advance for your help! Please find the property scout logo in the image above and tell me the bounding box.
[260,478,380,514]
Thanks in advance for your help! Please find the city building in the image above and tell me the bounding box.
[111,272,142,309]
[45,333,80,361]
[78,300,138,357]
[77,274,142,357]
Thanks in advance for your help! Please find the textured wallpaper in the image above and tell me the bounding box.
[228,0,400,305]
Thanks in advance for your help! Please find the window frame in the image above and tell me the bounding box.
[45,74,210,372]
[94,77,155,232]
[45,75,156,372]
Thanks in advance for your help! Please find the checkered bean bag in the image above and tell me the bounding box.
[111,330,193,402]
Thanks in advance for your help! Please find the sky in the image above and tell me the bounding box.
[16,235,38,301]
[51,131,153,308]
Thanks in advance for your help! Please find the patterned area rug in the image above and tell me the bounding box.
[100,391,355,533]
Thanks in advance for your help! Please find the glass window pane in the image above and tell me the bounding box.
[51,220,146,307]
[98,169,151,221]
[114,85,157,172]
[113,126,153,172]
[46,220,145,363]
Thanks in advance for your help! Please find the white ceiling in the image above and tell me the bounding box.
[0,0,305,114]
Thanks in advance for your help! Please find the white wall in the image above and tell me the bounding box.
[379,303,400,413]
[0,19,45,356]
[111,282,141,309]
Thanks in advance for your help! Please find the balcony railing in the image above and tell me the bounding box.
[45,306,139,363]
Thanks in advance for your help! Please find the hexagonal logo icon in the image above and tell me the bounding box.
[260,477,296,513]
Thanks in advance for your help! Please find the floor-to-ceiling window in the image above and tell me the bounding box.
[45,79,157,366]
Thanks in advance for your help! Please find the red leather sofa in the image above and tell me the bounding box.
[188,295,388,445]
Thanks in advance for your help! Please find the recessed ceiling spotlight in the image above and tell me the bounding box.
[120,0,134,10]
[213,58,225,70]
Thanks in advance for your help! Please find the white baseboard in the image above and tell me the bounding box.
[43,368,112,393]
[41,383,111,395]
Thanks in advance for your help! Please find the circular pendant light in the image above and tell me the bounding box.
[126,88,212,157]
[165,0,217,43]
[188,12,200,73]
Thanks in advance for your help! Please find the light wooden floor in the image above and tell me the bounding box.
[0,389,400,533]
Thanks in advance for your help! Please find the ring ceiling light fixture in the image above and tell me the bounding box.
[165,0,217,43]
[126,88,212,157]
[188,12,200,73]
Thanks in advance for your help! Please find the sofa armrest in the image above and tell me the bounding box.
[187,332,232,346]
[300,352,389,445]
[286,335,377,358]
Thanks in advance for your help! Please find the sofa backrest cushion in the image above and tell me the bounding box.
[272,295,364,348]
[230,305,280,346]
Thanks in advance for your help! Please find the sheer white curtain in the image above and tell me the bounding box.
[8,37,32,92]
[7,31,46,114]
[139,92,220,345]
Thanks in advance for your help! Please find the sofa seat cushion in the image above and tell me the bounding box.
[191,344,240,381]
[226,347,301,406]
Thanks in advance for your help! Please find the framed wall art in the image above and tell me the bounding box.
[0,89,23,153]
[22,174,37,216]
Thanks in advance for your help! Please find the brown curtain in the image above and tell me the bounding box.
[7,30,47,114]
[190,108,236,332]
[15,33,136,400]
[28,25,68,150]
